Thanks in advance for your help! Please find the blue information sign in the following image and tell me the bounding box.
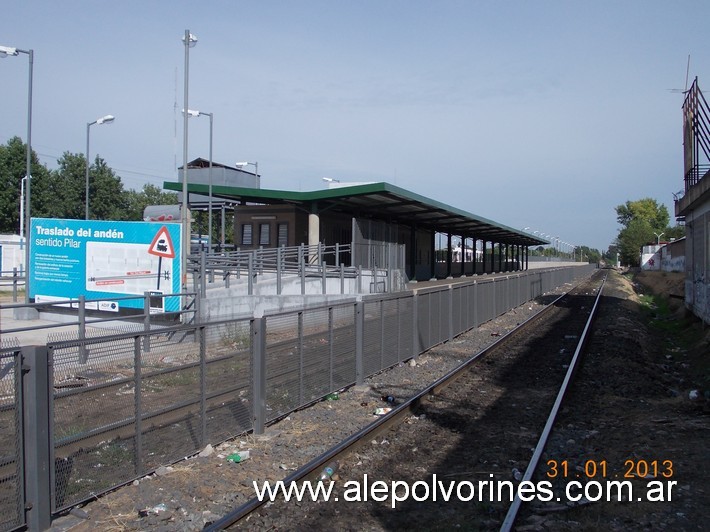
[29,218,182,312]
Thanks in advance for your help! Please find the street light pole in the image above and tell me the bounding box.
[181,30,197,291]
[236,161,258,187]
[85,115,115,220]
[185,109,213,250]
[653,232,665,245]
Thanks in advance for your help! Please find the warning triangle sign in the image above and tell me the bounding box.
[148,226,176,259]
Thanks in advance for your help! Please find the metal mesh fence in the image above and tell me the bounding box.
[50,327,214,512]
[265,311,307,419]
[381,298,400,369]
[329,305,356,391]
[0,349,22,531]
[363,300,383,376]
[8,264,597,520]
[203,319,253,443]
[396,296,414,362]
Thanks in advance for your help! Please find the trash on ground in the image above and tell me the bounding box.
[227,450,250,463]
[318,461,339,481]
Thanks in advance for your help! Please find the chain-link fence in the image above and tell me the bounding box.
[11,264,595,525]
[0,344,23,532]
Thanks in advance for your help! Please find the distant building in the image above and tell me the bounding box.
[0,234,25,275]
[640,240,685,272]
[661,238,685,273]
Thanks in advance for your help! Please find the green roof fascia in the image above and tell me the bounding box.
[163,180,549,244]
[163,180,391,202]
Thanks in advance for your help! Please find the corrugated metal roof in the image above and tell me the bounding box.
[163,180,548,246]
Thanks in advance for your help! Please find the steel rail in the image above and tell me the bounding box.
[204,283,580,531]
[500,273,607,531]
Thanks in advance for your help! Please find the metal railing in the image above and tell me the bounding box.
[187,243,364,296]
[0,269,25,303]
[3,264,596,529]
[683,78,710,192]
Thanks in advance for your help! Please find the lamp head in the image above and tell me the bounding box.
[0,46,19,58]
[182,33,198,48]
[184,109,201,117]
[97,115,115,125]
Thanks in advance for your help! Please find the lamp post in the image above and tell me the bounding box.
[1,44,33,303]
[181,30,197,291]
[653,232,665,245]
[185,109,213,250]
[236,161,258,186]
[85,114,115,220]
[19,176,27,239]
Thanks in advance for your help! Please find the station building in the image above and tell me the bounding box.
[165,177,547,283]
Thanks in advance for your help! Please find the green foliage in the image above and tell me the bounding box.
[576,245,601,263]
[614,198,681,266]
[615,198,669,231]
[0,138,185,229]
[617,218,653,266]
[125,184,178,221]
[0,136,50,233]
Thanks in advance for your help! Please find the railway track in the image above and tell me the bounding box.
[206,271,606,530]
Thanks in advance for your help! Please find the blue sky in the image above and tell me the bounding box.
[2,1,707,251]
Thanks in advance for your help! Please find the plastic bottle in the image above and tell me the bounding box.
[318,461,339,481]
[226,450,250,463]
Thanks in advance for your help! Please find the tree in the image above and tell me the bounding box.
[614,198,673,266]
[615,198,669,231]
[124,184,178,221]
[0,136,50,234]
[89,156,129,220]
[45,152,129,220]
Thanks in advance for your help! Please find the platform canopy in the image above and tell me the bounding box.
[164,180,548,246]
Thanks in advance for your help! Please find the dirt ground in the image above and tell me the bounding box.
[46,269,709,530]
[514,269,710,530]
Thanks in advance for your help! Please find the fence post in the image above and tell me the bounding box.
[21,345,52,531]
[78,295,88,364]
[277,247,282,295]
[252,317,266,435]
[200,321,207,445]
[340,263,344,294]
[380,299,385,370]
[322,261,327,294]
[329,307,334,391]
[299,245,305,295]
[355,301,364,385]
[13,267,18,302]
[298,312,304,404]
[448,285,454,342]
[143,292,151,353]
[412,292,419,359]
[133,336,143,476]
[336,243,340,268]
[472,281,479,327]
[200,250,207,296]
[248,253,254,295]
